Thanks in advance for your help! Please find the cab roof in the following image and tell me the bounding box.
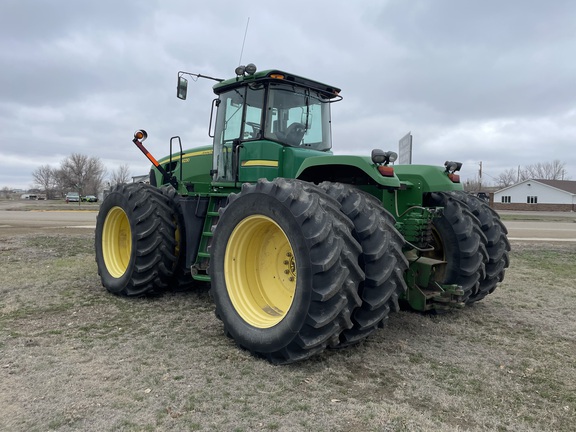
[212,69,341,100]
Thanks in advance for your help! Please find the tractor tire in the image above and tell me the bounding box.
[95,183,177,296]
[423,192,488,304]
[319,182,408,347]
[210,178,363,364]
[450,191,511,304]
[159,185,196,291]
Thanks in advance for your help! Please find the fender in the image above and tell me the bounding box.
[394,165,464,192]
[295,154,401,188]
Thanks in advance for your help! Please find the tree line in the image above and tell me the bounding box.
[31,155,570,198]
[494,159,569,188]
[464,159,570,191]
[31,154,132,199]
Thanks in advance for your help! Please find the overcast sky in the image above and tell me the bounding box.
[1,0,575,190]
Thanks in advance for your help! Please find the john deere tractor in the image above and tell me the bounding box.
[95,64,510,364]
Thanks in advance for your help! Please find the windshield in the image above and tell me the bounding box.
[264,83,332,151]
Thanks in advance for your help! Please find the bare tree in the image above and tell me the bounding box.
[463,177,482,192]
[109,164,132,186]
[495,168,518,188]
[1,186,11,199]
[520,160,569,181]
[56,153,106,196]
[31,165,57,199]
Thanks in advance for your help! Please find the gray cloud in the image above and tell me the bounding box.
[1,0,575,190]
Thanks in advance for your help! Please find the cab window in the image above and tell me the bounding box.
[264,83,332,151]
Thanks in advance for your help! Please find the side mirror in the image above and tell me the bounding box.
[177,76,188,100]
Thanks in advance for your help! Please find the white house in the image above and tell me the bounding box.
[494,179,576,211]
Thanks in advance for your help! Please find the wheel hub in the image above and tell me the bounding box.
[102,206,132,278]
[224,215,297,328]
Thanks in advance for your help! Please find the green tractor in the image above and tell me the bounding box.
[95,64,510,364]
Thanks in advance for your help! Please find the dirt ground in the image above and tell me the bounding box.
[0,206,575,431]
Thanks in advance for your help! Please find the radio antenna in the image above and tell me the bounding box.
[238,17,250,66]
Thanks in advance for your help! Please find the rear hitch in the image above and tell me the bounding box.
[403,256,465,311]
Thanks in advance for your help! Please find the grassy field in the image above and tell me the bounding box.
[0,199,100,212]
[0,232,575,431]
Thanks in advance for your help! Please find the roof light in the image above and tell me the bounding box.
[269,73,285,80]
[235,63,258,77]
[245,63,257,75]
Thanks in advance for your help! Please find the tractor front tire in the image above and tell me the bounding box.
[95,183,177,296]
[210,178,363,364]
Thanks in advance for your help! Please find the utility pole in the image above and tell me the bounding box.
[479,161,482,191]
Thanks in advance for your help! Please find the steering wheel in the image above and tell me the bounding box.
[285,122,306,146]
[245,121,262,139]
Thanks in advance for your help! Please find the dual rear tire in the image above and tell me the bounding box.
[210,179,411,363]
[423,191,510,305]
[210,178,365,364]
[448,191,511,304]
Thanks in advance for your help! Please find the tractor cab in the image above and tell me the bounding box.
[178,65,342,183]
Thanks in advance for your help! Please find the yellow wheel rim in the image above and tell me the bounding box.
[102,206,132,278]
[225,215,297,328]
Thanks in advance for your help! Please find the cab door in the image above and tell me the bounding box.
[212,85,266,183]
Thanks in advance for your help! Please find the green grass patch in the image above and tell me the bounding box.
[499,213,576,223]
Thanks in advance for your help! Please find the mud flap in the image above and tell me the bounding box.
[180,196,209,268]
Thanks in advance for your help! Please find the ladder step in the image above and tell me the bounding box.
[197,252,211,258]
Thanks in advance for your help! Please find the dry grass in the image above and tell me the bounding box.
[0,233,575,432]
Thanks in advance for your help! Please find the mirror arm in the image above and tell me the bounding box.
[178,71,224,83]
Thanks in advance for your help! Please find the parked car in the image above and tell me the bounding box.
[476,192,490,202]
[65,192,80,203]
[82,195,98,202]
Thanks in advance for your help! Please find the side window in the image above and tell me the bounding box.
[301,102,322,146]
[222,94,243,142]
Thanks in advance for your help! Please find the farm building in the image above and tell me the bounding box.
[493,179,576,211]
